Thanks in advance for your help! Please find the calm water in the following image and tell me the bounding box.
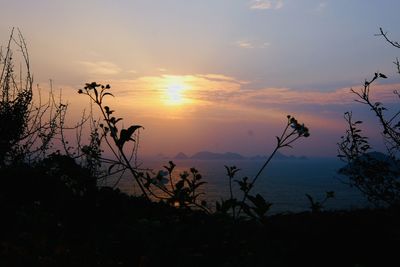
[104,158,369,213]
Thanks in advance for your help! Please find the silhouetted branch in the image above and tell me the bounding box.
[377,27,400,49]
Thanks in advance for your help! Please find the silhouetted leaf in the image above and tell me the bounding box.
[175,180,185,190]
[117,125,142,148]
[305,194,314,203]
[108,163,117,174]
[102,92,114,97]
[93,88,98,100]
[248,194,272,217]
[326,191,335,198]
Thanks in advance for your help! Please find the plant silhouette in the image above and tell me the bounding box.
[0,28,70,166]
[338,29,400,207]
[217,115,310,221]
[2,27,400,267]
[79,82,210,212]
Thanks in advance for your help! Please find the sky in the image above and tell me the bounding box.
[1,0,400,157]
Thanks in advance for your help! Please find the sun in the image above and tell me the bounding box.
[159,76,192,106]
[164,83,186,105]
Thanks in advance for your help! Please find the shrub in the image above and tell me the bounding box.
[0,28,67,166]
[338,28,400,207]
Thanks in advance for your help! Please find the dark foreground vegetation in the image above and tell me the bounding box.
[1,161,399,267]
[1,29,400,266]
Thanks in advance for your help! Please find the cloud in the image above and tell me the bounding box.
[79,61,122,76]
[99,74,245,100]
[225,83,400,109]
[70,74,400,156]
[250,0,283,10]
[236,40,254,49]
[196,74,248,84]
[66,72,400,157]
[315,2,327,12]
[96,72,400,110]
[88,72,400,130]
[235,40,270,49]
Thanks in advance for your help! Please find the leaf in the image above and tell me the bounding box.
[224,165,230,173]
[126,125,142,139]
[175,180,185,190]
[305,194,314,204]
[102,92,114,97]
[117,125,143,148]
[108,163,117,174]
[241,202,255,218]
[326,191,335,198]
[90,82,98,88]
[225,165,240,178]
[110,126,118,138]
[93,87,98,100]
[248,194,272,217]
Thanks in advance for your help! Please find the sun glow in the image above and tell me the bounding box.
[165,84,185,105]
[162,77,191,105]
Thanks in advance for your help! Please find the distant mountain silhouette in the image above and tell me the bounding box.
[249,151,307,160]
[171,151,308,161]
[171,151,308,160]
[190,151,245,160]
[174,152,189,160]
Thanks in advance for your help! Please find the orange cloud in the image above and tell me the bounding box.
[224,83,400,108]
[76,74,400,123]
[37,74,398,157]
[78,61,122,76]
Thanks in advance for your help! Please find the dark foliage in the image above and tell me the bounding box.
[217,115,310,221]
[1,162,399,266]
[0,28,68,166]
[338,30,400,207]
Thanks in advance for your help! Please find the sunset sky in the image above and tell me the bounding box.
[1,0,400,157]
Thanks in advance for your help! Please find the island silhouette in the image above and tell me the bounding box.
[173,151,307,160]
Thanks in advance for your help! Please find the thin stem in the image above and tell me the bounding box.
[236,144,280,217]
[88,89,150,200]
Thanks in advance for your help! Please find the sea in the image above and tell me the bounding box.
[102,157,370,214]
